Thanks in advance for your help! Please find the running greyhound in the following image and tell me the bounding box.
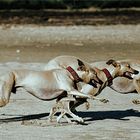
[0,59,99,123]
[91,60,140,104]
[44,56,139,123]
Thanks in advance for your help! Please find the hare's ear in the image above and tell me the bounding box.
[106,59,118,67]
[77,59,86,71]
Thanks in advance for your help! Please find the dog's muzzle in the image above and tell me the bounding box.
[123,70,139,79]
[123,72,133,79]
[134,70,139,75]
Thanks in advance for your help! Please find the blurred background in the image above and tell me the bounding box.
[0,0,140,25]
[0,0,140,62]
[0,0,140,9]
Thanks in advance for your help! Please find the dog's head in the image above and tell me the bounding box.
[106,59,139,79]
[77,59,100,88]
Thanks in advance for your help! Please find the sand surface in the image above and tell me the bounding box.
[0,25,140,140]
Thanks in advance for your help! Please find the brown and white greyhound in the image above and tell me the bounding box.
[91,60,140,104]
[0,59,100,123]
[44,55,139,123]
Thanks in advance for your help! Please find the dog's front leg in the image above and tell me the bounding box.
[132,79,140,104]
[133,78,140,93]
[80,84,109,103]
[67,90,91,99]
[56,110,72,123]
[68,90,109,103]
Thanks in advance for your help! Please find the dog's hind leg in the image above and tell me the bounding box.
[48,98,73,123]
[132,79,140,104]
[48,97,83,123]
[56,97,84,123]
[47,102,61,122]
[0,72,15,107]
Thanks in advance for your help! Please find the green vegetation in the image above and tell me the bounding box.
[0,0,140,9]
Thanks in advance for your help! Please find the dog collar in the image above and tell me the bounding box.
[102,68,113,86]
[66,66,83,83]
[66,66,98,89]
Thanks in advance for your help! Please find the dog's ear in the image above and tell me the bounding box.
[77,59,86,71]
[78,59,84,66]
[106,59,118,67]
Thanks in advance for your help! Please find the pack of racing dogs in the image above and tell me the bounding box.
[0,55,140,124]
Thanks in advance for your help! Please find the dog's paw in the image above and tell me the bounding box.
[77,117,84,123]
[100,98,109,103]
[132,99,140,105]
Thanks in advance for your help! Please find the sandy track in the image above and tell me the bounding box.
[0,25,140,140]
[0,62,140,140]
[0,25,140,62]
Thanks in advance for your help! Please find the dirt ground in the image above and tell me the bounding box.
[0,24,140,140]
[0,24,140,62]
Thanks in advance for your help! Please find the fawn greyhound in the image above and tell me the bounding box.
[91,60,140,104]
[44,55,139,123]
[0,59,100,123]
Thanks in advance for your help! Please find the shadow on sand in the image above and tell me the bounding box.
[77,109,140,122]
[0,109,140,124]
[0,113,49,123]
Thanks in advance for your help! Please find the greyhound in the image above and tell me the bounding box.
[45,55,108,103]
[0,59,99,123]
[91,60,140,104]
[44,56,139,122]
